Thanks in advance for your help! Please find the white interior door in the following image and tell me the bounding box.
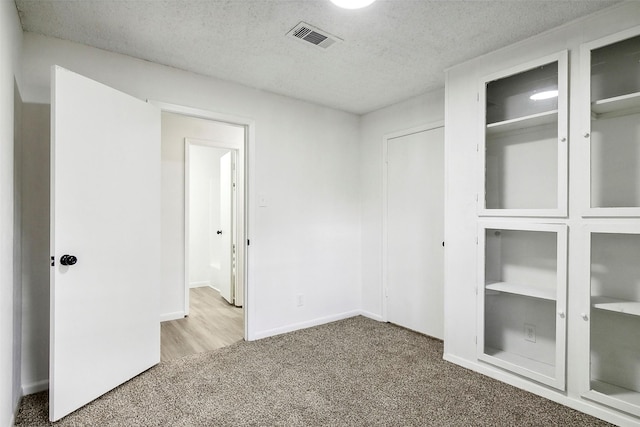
[386,126,445,339]
[50,66,161,421]
[218,152,233,304]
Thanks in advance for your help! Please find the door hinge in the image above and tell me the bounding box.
[51,256,55,267]
[476,92,479,102]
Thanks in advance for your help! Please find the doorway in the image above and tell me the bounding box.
[382,122,445,339]
[158,108,248,361]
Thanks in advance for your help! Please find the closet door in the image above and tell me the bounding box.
[385,125,444,339]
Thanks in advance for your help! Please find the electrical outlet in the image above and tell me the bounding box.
[296,294,304,307]
[524,323,536,343]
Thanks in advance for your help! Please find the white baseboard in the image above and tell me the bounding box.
[189,281,210,289]
[22,379,49,396]
[160,311,185,322]
[358,310,384,322]
[252,310,361,340]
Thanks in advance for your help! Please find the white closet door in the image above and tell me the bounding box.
[50,66,161,421]
[386,127,445,339]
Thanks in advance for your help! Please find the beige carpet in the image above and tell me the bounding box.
[15,316,611,426]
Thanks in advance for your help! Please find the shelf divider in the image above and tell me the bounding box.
[486,110,558,136]
[592,91,640,117]
[592,296,640,317]
[485,281,556,301]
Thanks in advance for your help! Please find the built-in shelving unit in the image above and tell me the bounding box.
[586,227,640,418]
[585,32,640,214]
[479,52,567,216]
[478,222,567,390]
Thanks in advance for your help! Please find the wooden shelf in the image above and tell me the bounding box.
[483,347,555,378]
[486,110,558,136]
[486,281,556,301]
[592,296,640,317]
[583,380,640,418]
[592,91,640,117]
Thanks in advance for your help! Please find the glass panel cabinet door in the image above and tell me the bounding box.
[478,51,568,217]
[583,30,640,216]
[583,226,640,417]
[477,222,567,390]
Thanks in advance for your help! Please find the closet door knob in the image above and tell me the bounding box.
[580,312,589,321]
[216,230,222,235]
[60,254,78,266]
[560,137,567,142]
[558,311,565,318]
[583,132,590,138]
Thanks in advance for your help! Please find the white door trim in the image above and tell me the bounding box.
[381,121,444,322]
[150,100,255,341]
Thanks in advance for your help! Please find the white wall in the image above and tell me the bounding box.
[161,112,243,319]
[443,3,640,426]
[20,103,50,395]
[188,145,229,289]
[0,1,23,424]
[359,90,445,319]
[18,32,362,391]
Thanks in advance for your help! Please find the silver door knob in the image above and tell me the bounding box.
[581,312,589,321]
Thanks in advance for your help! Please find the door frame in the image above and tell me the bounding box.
[151,100,254,341]
[184,139,237,308]
[381,121,444,322]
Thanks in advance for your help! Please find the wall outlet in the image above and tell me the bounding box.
[524,323,536,343]
[296,294,304,307]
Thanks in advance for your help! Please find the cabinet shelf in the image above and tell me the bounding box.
[486,110,558,136]
[592,296,640,317]
[592,91,640,117]
[483,347,555,379]
[584,380,640,418]
[486,281,556,301]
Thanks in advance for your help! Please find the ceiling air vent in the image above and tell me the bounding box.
[286,22,342,50]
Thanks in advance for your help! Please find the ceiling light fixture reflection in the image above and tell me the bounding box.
[330,0,376,9]
[530,90,559,101]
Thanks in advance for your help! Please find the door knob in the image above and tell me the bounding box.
[60,255,78,266]
[216,230,222,235]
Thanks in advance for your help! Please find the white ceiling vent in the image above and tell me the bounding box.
[287,22,342,50]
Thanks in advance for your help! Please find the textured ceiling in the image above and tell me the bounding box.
[14,0,619,114]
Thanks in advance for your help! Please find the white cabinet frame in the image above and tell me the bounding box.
[478,51,569,217]
[477,221,568,390]
[580,25,640,217]
[580,223,640,417]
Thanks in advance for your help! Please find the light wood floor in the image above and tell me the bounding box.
[161,287,244,362]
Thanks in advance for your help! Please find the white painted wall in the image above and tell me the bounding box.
[359,90,445,319]
[444,3,640,426]
[18,33,362,390]
[0,1,23,425]
[19,103,50,396]
[188,144,229,289]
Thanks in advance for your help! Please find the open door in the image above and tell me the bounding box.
[218,152,234,304]
[50,66,161,421]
